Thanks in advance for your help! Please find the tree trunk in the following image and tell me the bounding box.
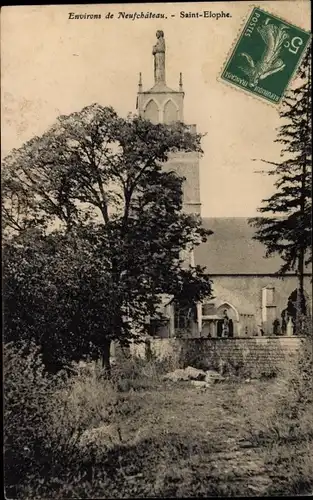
[296,248,305,335]
[101,339,111,378]
[296,158,307,335]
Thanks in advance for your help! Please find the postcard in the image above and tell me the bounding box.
[2,2,312,498]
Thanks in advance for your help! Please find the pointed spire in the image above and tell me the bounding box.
[179,72,183,91]
[138,72,142,91]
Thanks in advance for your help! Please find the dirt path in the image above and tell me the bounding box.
[117,380,274,496]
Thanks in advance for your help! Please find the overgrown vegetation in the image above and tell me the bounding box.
[4,337,313,498]
[241,336,313,495]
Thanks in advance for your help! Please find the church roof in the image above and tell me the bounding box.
[194,217,312,275]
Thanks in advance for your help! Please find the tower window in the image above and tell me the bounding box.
[144,100,159,124]
[163,100,178,124]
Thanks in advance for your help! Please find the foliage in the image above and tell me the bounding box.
[110,347,179,392]
[241,336,313,495]
[249,49,312,324]
[2,104,213,369]
[3,341,140,498]
[286,335,313,415]
[266,440,313,496]
[3,341,69,497]
[3,231,115,371]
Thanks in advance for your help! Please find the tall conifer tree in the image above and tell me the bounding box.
[250,48,312,333]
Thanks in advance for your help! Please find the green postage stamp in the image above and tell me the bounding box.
[221,6,311,104]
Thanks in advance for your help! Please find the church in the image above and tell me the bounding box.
[136,31,312,339]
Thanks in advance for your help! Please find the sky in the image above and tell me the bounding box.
[1,1,311,217]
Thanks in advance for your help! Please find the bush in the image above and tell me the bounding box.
[4,341,68,497]
[111,344,176,392]
[288,337,313,411]
[3,342,129,498]
[240,336,313,495]
[50,362,117,434]
[266,439,313,495]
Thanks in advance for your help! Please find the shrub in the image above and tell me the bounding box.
[3,342,126,498]
[111,344,177,392]
[50,363,117,434]
[240,336,313,495]
[288,337,313,411]
[4,341,67,497]
[266,439,313,495]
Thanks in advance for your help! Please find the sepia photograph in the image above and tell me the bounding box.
[1,1,312,498]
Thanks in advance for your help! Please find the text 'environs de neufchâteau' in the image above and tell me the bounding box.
[68,11,232,20]
[68,12,166,20]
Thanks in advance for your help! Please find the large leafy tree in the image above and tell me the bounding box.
[3,229,115,372]
[250,49,312,332]
[3,104,212,372]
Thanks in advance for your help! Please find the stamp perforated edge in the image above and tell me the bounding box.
[217,4,312,108]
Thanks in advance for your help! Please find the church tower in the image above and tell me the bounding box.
[136,30,201,216]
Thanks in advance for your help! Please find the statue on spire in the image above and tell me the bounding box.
[152,30,166,84]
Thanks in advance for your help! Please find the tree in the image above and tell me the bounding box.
[3,229,115,372]
[249,49,312,333]
[2,104,213,372]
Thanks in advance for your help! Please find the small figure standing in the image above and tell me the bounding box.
[152,30,166,84]
[221,309,230,338]
[273,318,280,336]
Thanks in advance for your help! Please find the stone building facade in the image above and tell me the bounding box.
[195,218,312,338]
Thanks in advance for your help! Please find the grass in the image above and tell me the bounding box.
[14,379,293,497]
[4,342,313,498]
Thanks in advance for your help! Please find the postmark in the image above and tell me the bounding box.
[220,6,311,104]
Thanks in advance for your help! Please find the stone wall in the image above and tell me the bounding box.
[127,336,307,378]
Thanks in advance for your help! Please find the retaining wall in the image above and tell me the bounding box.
[126,336,308,378]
